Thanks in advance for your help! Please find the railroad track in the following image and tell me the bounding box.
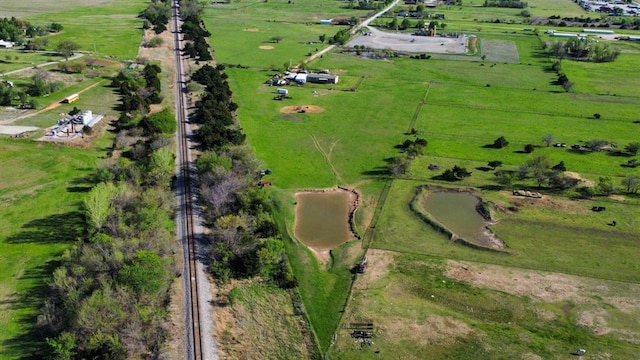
[171,1,203,359]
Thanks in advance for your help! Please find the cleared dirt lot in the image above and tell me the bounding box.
[347,27,469,54]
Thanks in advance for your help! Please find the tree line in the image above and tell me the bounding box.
[180,1,213,62]
[182,2,295,286]
[0,17,63,43]
[140,0,172,34]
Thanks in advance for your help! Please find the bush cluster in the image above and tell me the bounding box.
[140,0,171,34]
[181,3,213,61]
[111,63,163,115]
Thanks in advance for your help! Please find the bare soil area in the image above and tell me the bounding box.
[446,260,640,342]
[564,171,595,187]
[244,28,259,32]
[381,315,473,346]
[504,190,589,214]
[353,249,395,290]
[259,45,274,50]
[347,27,468,54]
[280,105,324,114]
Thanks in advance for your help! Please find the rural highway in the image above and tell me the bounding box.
[171,1,218,360]
[305,0,402,63]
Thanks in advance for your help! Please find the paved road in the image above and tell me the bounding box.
[0,52,84,76]
[304,0,402,63]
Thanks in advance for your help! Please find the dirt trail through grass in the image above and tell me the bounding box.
[311,134,344,185]
[2,79,107,125]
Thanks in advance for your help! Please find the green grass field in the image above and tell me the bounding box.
[202,0,640,357]
[0,1,145,358]
[18,0,147,59]
[0,139,107,359]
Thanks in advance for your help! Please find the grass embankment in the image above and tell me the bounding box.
[0,138,107,359]
[217,282,316,359]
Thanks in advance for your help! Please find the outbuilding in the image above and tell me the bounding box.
[307,73,339,84]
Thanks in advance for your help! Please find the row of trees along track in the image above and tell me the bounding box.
[173,0,309,358]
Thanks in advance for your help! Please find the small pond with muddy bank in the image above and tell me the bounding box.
[412,186,507,251]
[294,188,359,252]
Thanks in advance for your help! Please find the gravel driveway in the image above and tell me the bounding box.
[347,26,469,54]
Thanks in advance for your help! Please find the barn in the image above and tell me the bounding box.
[306,73,339,84]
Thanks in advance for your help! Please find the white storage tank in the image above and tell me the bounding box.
[82,110,93,125]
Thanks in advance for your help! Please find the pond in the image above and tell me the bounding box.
[295,191,354,250]
[423,191,487,244]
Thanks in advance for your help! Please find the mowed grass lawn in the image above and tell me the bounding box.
[0,139,105,359]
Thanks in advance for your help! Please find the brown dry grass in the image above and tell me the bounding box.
[213,280,313,359]
[353,249,394,290]
[446,260,640,342]
[280,105,324,114]
[244,28,259,32]
[381,315,473,347]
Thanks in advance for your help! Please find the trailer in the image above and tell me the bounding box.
[582,28,615,34]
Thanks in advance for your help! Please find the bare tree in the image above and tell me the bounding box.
[542,133,555,147]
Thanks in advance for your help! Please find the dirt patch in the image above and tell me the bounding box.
[310,247,330,265]
[505,191,588,214]
[354,249,395,289]
[578,309,610,335]
[382,315,473,346]
[87,58,118,67]
[564,171,595,187]
[280,105,324,114]
[446,260,589,303]
[259,45,274,50]
[244,28,259,32]
[521,354,543,360]
[609,195,626,201]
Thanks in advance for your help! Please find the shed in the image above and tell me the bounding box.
[319,19,332,25]
[276,88,288,95]
[307,73,339,84]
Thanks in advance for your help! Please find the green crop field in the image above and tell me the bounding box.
[202,0,640,357]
